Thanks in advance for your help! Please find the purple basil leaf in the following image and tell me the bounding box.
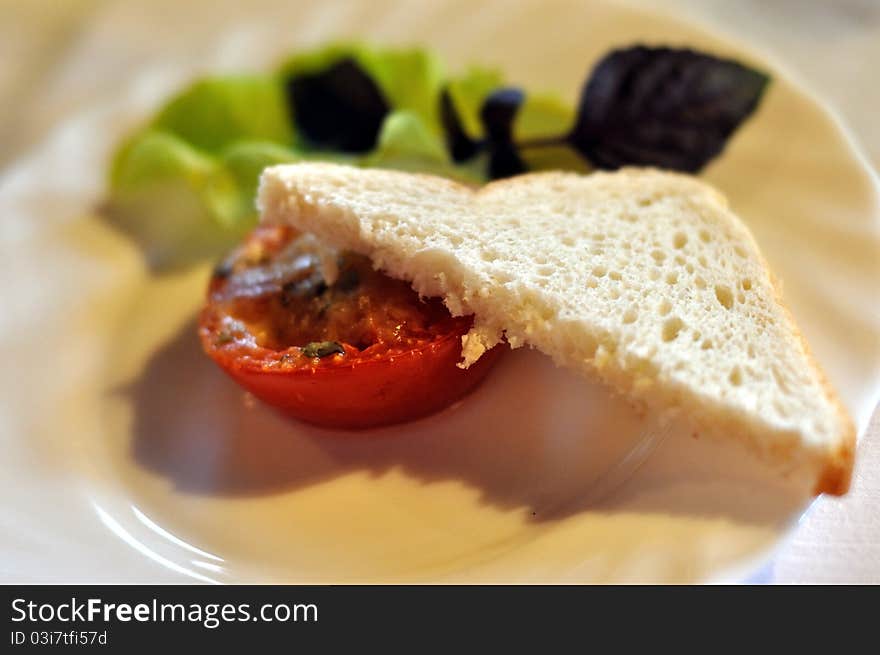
[285,58,390,153]
[439,87,482,162]
[480,88,527,179]
[487,140,526,179]
[568,46,769,172]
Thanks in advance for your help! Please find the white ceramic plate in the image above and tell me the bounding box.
[1,0,878,583]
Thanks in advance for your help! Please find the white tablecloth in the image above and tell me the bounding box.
[2,0,878,583]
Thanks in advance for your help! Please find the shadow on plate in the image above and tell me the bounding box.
[120,318,810,526]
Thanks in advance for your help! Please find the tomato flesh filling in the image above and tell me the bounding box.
[202,225,471,368]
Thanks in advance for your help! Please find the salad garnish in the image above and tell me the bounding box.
[106,43,768,267]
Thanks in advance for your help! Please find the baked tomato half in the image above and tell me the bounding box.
[198,225,503,429]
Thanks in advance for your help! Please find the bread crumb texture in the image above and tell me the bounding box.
[258,163,855,494]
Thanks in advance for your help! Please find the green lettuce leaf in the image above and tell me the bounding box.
[364,111,482,182]
[110,130,241,225]
[446,66,503,138]
[514,92,574,139]
[220,140,303,216]
[106,130,249,267]
[359,48,445,131]
[152,75,292,152]
[515,93,588,173]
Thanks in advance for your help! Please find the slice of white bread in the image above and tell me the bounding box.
[257,162,855,495]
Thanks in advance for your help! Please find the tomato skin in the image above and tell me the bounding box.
[205,328,503,429]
